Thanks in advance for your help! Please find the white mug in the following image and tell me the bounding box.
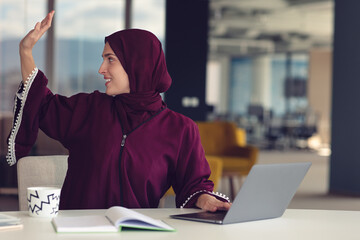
[27,187,61,218]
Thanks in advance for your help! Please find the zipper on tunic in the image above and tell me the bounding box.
[118,135,126,206]
[121,134,127,147]
[118,107,167,206]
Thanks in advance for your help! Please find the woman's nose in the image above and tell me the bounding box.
[98,62,106,75]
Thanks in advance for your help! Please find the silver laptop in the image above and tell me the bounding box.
[171,162,311,224]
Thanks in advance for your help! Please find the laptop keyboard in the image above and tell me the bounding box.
[189,211,227,221]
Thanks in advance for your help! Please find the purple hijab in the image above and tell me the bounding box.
[105,29,172,133]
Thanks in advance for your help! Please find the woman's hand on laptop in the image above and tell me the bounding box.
[196,194,232,212]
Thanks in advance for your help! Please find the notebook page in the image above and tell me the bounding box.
[52,215,118,233]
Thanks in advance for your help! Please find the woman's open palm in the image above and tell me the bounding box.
[20,10,55,52]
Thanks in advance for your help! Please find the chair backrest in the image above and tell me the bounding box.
[17,155,68,211]
[236,128,247,147]
[196,121,239,155]
[205,156,223,191]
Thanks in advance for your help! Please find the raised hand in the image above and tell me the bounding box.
[19,11,55,82]
[20,10,55,53]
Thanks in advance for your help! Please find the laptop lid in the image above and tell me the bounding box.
[171,162,311,224]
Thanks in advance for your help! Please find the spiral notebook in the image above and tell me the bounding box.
[171,162,311,224]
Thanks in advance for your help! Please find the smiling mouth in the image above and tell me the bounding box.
[105,79,111,86]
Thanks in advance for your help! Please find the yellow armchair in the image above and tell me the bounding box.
[196,121,259,199]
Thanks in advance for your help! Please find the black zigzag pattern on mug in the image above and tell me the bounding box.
[27,190,60,215]
[50,204,60,215]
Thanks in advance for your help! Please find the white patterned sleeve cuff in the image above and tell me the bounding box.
[180,190,230,208]
[6,67,38,166]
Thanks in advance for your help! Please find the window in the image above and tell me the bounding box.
[54,0,125,96]
[0,0,46,112]
[132,0,165,43]
[229,58,253,115]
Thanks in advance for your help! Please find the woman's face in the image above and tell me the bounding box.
[99,42,130,96]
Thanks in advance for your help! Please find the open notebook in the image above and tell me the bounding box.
[171,162,311,224]
[52,206,175,232]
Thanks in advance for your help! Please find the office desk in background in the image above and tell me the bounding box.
[1,208,360,240]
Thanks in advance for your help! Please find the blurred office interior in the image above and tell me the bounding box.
[2,0,360,210]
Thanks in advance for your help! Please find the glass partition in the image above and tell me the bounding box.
[132,0,165,43]
[54,0,125,96]
[0,0,46,112]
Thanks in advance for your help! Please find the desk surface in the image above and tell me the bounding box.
[1,208,360,240]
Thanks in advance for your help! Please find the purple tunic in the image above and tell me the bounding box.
[6,69,229,209]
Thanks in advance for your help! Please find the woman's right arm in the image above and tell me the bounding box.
[7,10,82,166]
[19,10,54,82]
[6,11,56,166]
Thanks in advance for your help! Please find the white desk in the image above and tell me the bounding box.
[1,208,360,240]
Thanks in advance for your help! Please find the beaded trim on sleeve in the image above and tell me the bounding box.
[6,67,38,166]
[180,190,230,208]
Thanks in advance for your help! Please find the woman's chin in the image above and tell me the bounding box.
[105,90,113,96]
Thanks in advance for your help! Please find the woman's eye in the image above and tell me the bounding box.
[108,57,114,62]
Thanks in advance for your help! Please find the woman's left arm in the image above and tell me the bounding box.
[173,120,230,210]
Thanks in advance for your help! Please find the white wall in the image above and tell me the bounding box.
[307,48,332,146]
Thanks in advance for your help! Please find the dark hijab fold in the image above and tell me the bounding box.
[105,29,172,133]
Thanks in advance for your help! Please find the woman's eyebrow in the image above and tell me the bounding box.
[102,53,116,58]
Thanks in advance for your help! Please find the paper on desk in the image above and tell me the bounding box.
[52,215,118,233]
[0,214,23,232]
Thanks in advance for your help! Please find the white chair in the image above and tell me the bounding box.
[17,155,68,211]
